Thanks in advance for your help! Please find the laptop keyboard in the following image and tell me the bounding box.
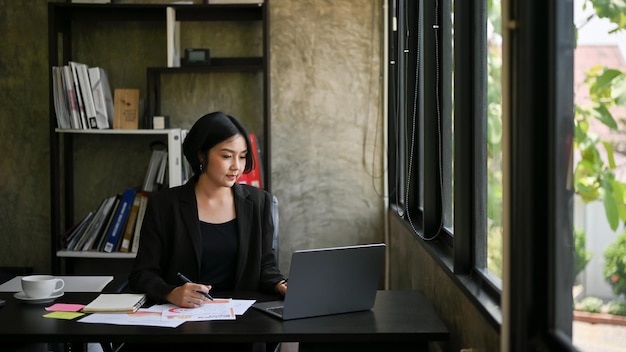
[267,306,284,316]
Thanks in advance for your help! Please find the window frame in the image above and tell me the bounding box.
[503,0,576,349]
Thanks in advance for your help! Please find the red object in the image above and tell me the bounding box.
[238,133,263,189]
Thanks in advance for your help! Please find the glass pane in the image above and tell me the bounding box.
[443,1,455,232]
[486,0,503,279]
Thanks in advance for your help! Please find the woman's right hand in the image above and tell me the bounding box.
[166,283,212,308]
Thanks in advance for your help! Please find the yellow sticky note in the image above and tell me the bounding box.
[43,311,85,320]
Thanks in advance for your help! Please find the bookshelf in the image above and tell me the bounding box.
[48,2,271,274]
[55,128,185,258]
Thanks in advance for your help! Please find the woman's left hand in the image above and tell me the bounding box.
[275,280,288,296]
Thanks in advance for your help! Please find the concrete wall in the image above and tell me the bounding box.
[270,0,384,272]
[389,213,501,352]
[0,0,51,272]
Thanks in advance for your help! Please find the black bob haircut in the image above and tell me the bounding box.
[182,111,255,176]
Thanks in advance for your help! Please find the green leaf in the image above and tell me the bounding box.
[589,68,626,107]
[602,141,617,169]
[579,145,603,168]
[594,68,623,89]
[611,180,626,221]
[576,158,599,178]
[591,0,626,30]
[584,64,604,84]
[603,181,620,231]
[612,72,626,105]
[593,104,619,130]
[575,161,602,202]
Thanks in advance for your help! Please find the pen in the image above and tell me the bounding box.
[177,272,214,301]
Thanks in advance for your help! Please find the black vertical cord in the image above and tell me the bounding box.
[404,0,443,241]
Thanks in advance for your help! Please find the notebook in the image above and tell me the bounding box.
[252,243,385,320]
[82,293,146,313]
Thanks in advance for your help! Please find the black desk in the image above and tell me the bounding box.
[0,290,448,352]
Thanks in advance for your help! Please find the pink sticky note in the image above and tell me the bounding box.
[46,303,85,312]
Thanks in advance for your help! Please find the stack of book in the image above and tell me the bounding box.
[51,61,114,130]
[61,145,169,253]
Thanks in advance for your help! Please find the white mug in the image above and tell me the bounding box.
[21,275,65,299]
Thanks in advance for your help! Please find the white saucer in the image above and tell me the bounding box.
[14,291,64,304]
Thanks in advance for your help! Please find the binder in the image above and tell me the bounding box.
[103,188,136,253]
[88,66,114,129]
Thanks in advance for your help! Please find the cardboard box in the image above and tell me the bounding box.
[113,89,140,129]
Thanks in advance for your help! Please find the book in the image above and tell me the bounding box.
[89,194,121,251]
[155,150,169,189]
[166,7,180,68]
[131,192,149,253]
[88,66,114,129]
[103,188,136,253]
[82,293,146,313]
[81,196,116,251]
[63,211,94,250]
[70,61,98,128]
[51,66,72,129]
[96,195,121,252]
[71,198,110,251]
[62,65,82,129]
[143,148,166,192]
[119,193,141,253]
[113,89,140,129]
[68,61,89,129]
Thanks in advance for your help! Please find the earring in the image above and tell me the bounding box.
[199,162,204,173]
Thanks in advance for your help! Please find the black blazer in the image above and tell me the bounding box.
[128,179,285,303]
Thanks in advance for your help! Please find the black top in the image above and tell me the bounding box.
[199,219,238,292]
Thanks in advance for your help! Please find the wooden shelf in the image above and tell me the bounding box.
[55,128,181,135]
[57,250,136,259]
[49,3,263,22]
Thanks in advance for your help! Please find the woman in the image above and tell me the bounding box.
[129,111,287,308]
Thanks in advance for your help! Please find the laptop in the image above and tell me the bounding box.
[252,243,385,320]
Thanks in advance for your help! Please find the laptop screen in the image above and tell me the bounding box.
[264,243,386,320]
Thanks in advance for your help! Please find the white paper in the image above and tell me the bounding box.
[232,299,256,315]
[77,298,256,328]
[79,305,183,328]
[161,298,236,321]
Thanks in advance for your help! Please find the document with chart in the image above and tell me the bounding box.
[78,298,252,327]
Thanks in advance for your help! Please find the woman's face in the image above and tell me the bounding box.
[203,134,247,188]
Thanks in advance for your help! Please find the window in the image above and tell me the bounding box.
[388,0,578,350]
